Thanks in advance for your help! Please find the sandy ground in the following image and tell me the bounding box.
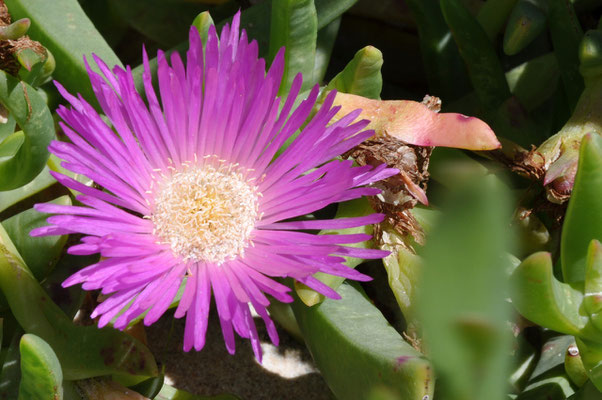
[147,310,333,400]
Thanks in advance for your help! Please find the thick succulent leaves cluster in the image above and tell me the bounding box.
[330,92,501,150]
[536,126,601,205]
[510,241,602,390]
[511,133,602,390]
[530,31,602,201]
[31,13,397,361]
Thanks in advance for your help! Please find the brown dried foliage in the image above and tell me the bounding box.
[0,0,45,76]
[344,135,432,246]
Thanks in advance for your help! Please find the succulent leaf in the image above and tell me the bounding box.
[18,333,63,400]
[5,0,123,108]
[562,134,602,283]
[418,176,513,400]
[269,0,318,94]
[566,341,589,388]
[517,336,576,399]
[0,17,29,40]
[326,46,383,99]
[584,240,602,316]
[313,16,340,85]
[0,69,54,190]
[580,30,602,80]
[476,0,518,40]
[548,0,584,110]
[503,0,548,56]
[0,224,158,381]
[441,0,512,110]
[191,11,214,46]
[576,338,602,392]
[292,283,434,400]
[331,92,500,150]
[2,196,70,281]
[510,252,587,336]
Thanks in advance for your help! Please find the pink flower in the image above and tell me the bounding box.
[32,12,397,361]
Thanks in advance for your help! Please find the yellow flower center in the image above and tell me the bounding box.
[151,161,259,264]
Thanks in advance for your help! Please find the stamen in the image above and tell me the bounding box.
[150,159,259,264]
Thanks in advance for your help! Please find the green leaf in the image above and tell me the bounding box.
[418,175,513,400]
[584,240,602,316]
[131,0,357,96]
[562,134,602,283]
[326,46,383,99]
[405,0,471,102]
[0,70,54,190]
[128,374,164,399]
[506,53,560,111]
[548,0,584,111]
[565,341,589,388]
[428,147,489,187]
[2,196,70,281]
[0,224,158,381]
[75,378,168,399]
[41,254,91,319]
[46,153,93,197]
[5,0,123,107]
[513,207,551,258]
[440,0,512,110]
[580,30,602,80]
[108,0,210,47]
[314,0,358,28]
[41,253,93,319]
[476,0,518,40]
[17,48,55,88]
[78,0,128,48]
[503,0,548,56]
[269,0,318,94]
[0,328,23,400]
[192,11,214,46]
[0,112,16,143]
[517,371,576,399]
[379,208,440,330]
[312,16,340,85]
[509,335,538,392]
[18,334,63,400]
[517,336,576,400]
[0,130,24,160]
[0,18,29,40]
[0,166,55,214]
[576,338,602,392]
[265,301,303,342]
[292,283,434,400]
[510,252,588,336]
[569,380,602,399]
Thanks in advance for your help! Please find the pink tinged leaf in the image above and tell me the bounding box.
[543,143,579,187]
[331,93,501,150]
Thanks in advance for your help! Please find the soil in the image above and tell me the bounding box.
[147,310,332,400]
